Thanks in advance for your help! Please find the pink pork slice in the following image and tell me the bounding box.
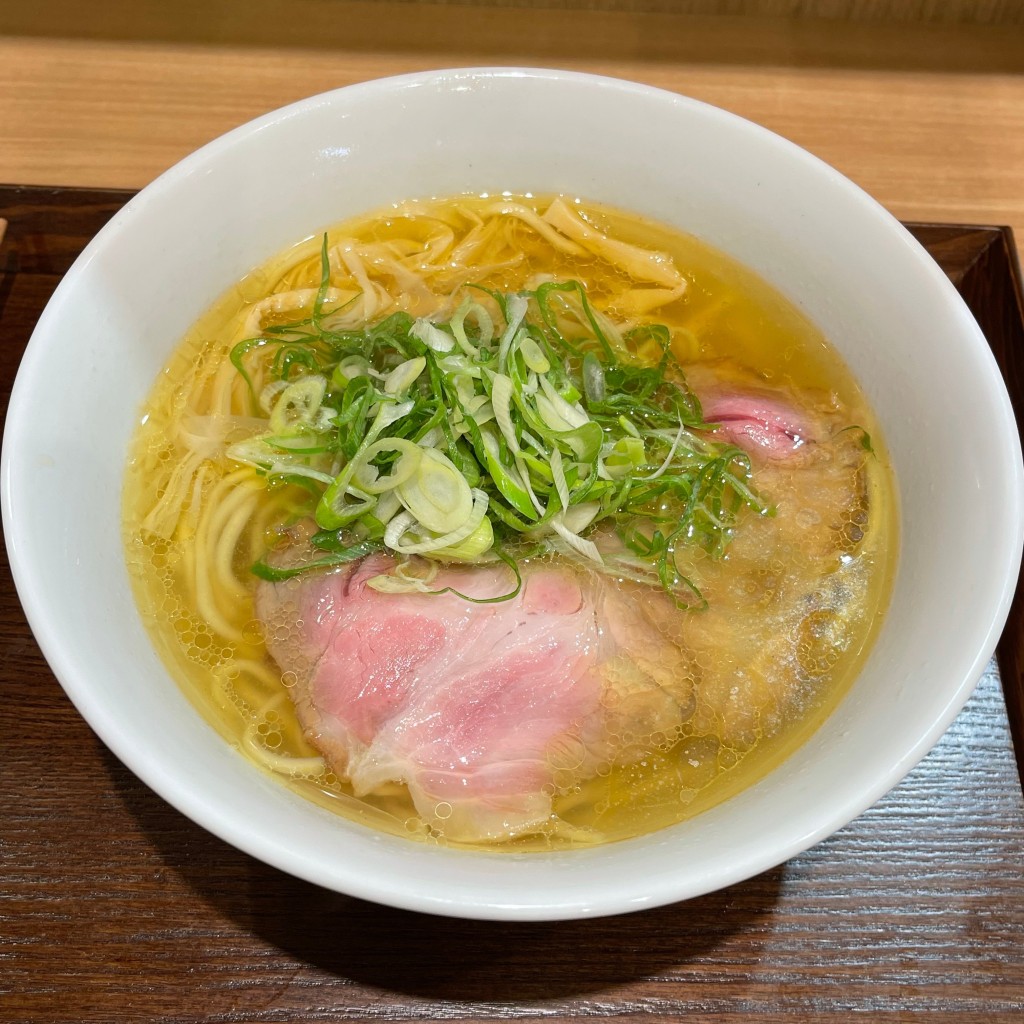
[257,554,607,843]
[701,391,816,459]
[684,361,834,462]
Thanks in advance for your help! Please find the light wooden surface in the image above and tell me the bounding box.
[1,4,1023,239]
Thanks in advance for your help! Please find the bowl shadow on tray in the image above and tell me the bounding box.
[103,744,783,1001]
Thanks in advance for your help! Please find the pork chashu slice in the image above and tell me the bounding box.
[256,555,693,844]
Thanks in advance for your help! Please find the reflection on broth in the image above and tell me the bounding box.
[123,194,896,850]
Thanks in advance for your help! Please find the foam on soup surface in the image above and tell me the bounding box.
[123,195,896,850]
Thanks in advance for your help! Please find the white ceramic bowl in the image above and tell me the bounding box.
[4,68,1022,921]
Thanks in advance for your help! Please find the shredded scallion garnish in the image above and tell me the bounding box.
[227,236,769,606]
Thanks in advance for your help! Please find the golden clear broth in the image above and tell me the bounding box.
[123,194,897,851]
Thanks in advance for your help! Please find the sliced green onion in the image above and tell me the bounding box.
[315,399,415,528]
[639,422,686,481]
[411,318,456,353]
[351,438,421,494]
[385,488,489,555]
[553,421,604,462]
[519,335,550,374]
[268,375,326,435]
[450,299,492,357]
[330,355,373,390]
[603,436,647,479]
[431,514,494,561]
[582,353,606,404]
[395,447,473,533]
[226,438,335,484]
[497,294,529,371]
[549,510,603,564]
[618,414,642,438]
[515,454,546,515]
[550,447,570,511]
[562,501,600,534]
[227,264,768,605]
[538,375,589,430]
[251,540,379,582]
[490,372,521,456]
[478,427,538,520]
[384,356,426,395]
[259,378,291,414]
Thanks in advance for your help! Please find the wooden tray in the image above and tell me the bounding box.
[2,186,1023,1022]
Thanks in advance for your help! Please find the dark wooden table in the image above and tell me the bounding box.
[3,187,1024,1023]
